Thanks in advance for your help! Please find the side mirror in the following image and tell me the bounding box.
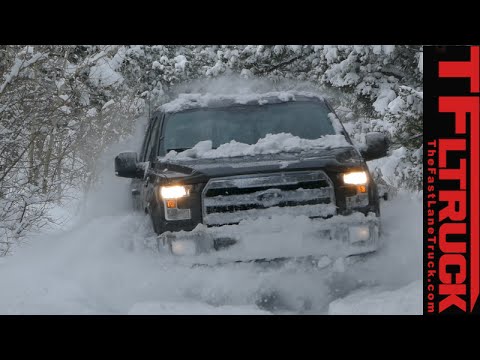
[361,132,389,161]
[115,152,142,178]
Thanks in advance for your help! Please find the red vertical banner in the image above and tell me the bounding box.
[425,45,480,314]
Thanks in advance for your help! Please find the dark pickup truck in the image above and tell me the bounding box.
[115,92,389,258]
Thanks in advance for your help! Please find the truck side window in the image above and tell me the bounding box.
[145,116,161,162]
[140,117,155,162]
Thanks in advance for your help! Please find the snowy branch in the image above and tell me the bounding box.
[0,51,47,95]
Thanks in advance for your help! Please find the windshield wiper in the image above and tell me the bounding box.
[167,148,190,152]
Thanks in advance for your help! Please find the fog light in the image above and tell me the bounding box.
[348,225,370,244]
[171,240,197,256]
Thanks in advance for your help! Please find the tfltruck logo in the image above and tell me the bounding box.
[425,46,480,314]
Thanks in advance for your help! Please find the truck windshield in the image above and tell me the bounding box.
[163,101,339,152]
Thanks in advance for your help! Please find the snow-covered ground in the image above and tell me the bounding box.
[0,164,421,314]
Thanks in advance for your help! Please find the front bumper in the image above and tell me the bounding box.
[158,213,381,259]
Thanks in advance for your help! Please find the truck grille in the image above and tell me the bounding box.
[202,171,336,226]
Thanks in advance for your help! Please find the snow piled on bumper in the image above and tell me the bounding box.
[161,210,380,263]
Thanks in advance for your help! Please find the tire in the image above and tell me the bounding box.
[148,200,165,235]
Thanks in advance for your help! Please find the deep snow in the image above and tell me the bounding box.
[0,165,421,314]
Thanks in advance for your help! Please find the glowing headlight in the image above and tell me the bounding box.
[343,171,368,185]
[160,185,188,199]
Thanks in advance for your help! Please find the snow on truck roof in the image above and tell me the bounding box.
[159,91,326,113]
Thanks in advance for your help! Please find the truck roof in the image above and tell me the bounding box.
[158,91,326,114]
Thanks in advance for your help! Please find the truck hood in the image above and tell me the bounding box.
[152,146,365,183]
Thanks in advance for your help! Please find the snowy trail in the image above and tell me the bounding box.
[0,174,421,314]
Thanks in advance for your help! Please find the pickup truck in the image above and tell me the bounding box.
[115,91,389,260]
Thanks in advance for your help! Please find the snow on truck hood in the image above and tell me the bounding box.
[162,133,351,161]
[159,90,325,113]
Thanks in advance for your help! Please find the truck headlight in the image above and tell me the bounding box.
[343,171,368,185]
[160,185,189,199]
[159,185,192,221]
